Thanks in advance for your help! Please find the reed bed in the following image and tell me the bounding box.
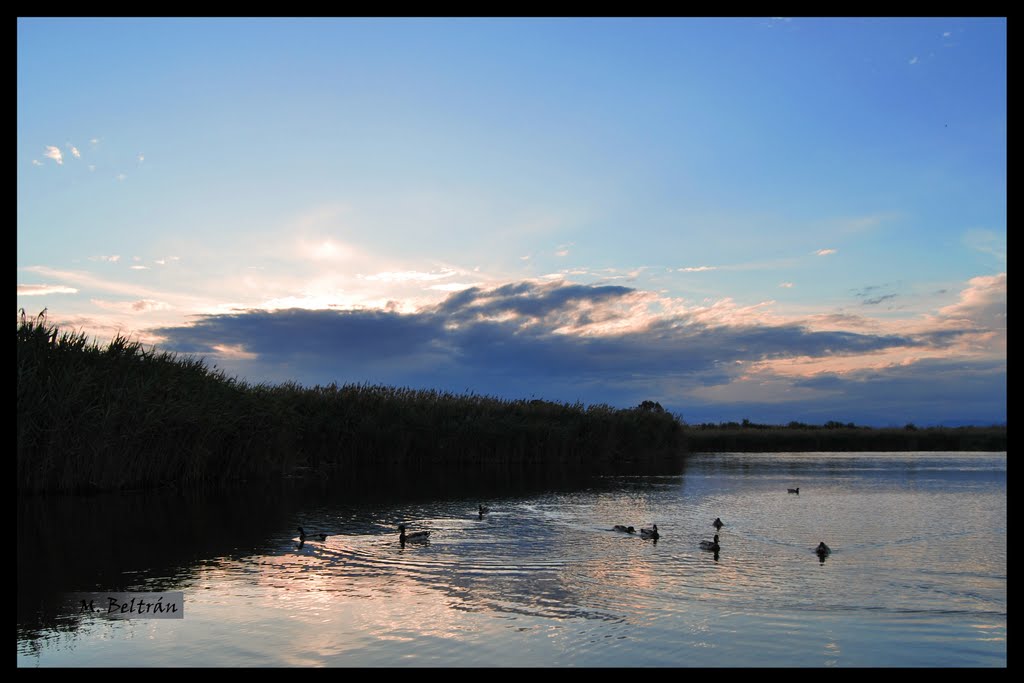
[17,312,684,493]
[686,420,1006,453]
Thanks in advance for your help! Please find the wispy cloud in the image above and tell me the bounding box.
[963,228,1006,263]
[43,146,63,165]
[779,282,794,288]
[361,268,457,283]
[69,145,81,158]
[909,56,919,65]
[31,160,43,166]
[679,266,718,272]
[116,174,127,181]
[815,248,837,256]
[90,255,122,263]
[130,265,149,270]
[91,298,171,313]
[18,283,78,296]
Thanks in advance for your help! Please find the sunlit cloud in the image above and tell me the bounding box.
[300,238,357,263]
[211,343,258,360]
[680,266,717,272]
[91,298,172,313]
[815,248,837,256]
[44,146,63,165]
[779,282,794,288]
[137,153,145,163]
[18,284,78,296]
[69,145,81,158]
[130,265,149,270]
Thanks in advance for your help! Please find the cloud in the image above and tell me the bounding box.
[815,249,837,256]
[862,294,897,306]
[150,280,953,423]
[88,165,96,172]
[130,265,149,270]
[361,269,457,283]
[32,160,43,166]
[91,299,172,313]
[18,284,78,296]
[44,146,63,165]
[69,145,81,158]
[935,273,1006,332]
[137,154,145,164]
[909,56,919,65]
[779,282,794,289]
[679,266,717,272]
[90,255,122,263]
[963,228,1006,263]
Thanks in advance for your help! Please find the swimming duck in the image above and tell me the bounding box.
[700,534,721,551]
[478,504,490,515]
[816,541,831,557]
[713,517,724,530]
[398,524,431,543]
[297,526,328,542]
[788,487,800,494]
[613,525,636,533]
[640,524,659,539]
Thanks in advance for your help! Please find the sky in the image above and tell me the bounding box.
[17,17,1006,427]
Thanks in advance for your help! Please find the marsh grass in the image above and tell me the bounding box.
[17,312,684,493]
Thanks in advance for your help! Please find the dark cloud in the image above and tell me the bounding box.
[151,281,1003,426]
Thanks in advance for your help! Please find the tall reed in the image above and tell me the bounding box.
[17,312,685,492]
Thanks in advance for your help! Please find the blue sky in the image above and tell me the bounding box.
[17,17,1006,426]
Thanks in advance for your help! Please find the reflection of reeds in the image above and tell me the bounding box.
[17,312,685,493]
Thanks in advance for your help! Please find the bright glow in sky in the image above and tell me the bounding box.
[17,17,1006,426]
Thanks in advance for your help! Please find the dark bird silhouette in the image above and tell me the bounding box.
[398,524,430,544]
[297,526,327,542]
[700,534,721,552]
[713,517,724,530]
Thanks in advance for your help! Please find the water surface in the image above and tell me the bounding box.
[17,452,1006,667]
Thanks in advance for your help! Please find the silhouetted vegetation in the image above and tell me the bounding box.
[17,312,683,493]
[686,420,1005,453]
[17,312,1004,493]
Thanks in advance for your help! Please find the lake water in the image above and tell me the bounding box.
[17,452,1006,667]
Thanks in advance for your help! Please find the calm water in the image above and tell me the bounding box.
[17,452,1006,667]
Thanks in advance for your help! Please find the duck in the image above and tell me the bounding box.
[297,526,328,542]
[713,517,724,530]
[788,487,800,494]
[613,525,636,533]
[398,524,431,543]
[700,534,721,551]
[478,504,490,515]
[816,541,831,557]
[640,524,659,539]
